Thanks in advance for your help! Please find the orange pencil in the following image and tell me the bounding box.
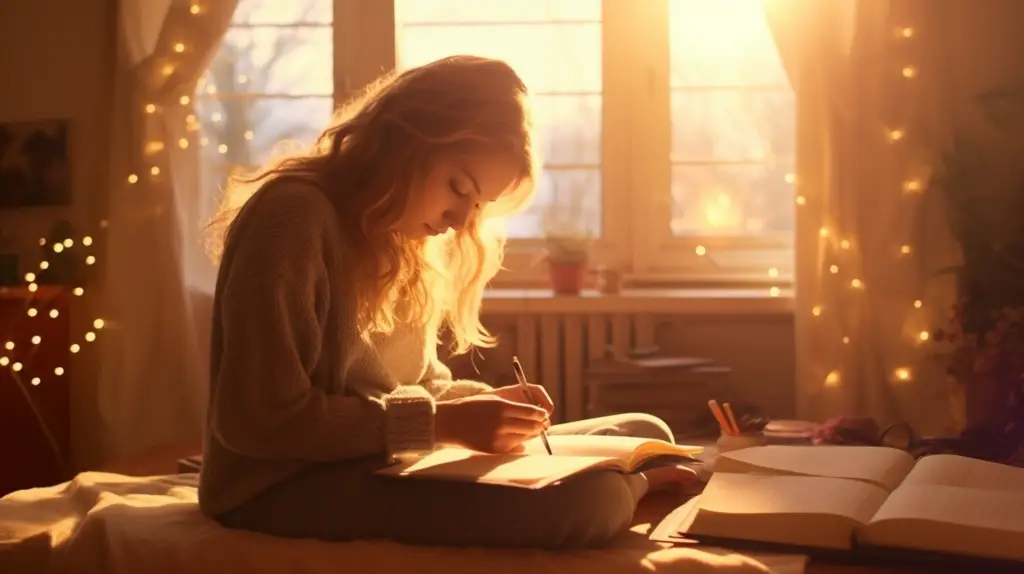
[723,403,741,436]
[707,400,733,436]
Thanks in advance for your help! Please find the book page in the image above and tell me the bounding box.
[690,473,888,550]
[376,447,622,487]
[863,484,1024,562]
[522,435,702,467]
[898,454,1024,492]
[715,445,915,491]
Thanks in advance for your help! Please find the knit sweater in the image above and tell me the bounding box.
[198,180,491,517]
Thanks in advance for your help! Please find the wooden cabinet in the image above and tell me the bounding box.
[0,286,72,497]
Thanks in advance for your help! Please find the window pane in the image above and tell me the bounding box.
[197,96,333,166]
[533,94,601,165]
[232,0,332,25]
[669,0,788,87]
[396,23,601,93]
[671,90,794,162]
[670,163,795,236]
[396,0,600,24]
[200,26,333,97]
[507,168,601,239]
[669,0,795,239]
[395,1,604,238]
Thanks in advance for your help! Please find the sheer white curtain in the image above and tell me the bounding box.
[764,0,958,434]
[98,0,236,462]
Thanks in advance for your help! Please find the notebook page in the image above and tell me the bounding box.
[863,484,1024,562]
[522,434,643,458]
[716,446,915,491]
[377,448,619,487]
[699,473,888,525]
[899,454,1024,492]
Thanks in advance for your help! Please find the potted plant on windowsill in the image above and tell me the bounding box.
[540,181,594,295]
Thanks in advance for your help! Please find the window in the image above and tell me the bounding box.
[196,0,334,222]
[198,0,795,286]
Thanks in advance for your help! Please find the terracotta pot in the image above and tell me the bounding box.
[548,260,586,295]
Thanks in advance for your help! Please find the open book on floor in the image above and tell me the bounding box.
[651,445,1024,566]
[376,435,703,488]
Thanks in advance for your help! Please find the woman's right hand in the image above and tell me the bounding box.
[435,394,550,454]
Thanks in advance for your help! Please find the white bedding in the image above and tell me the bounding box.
[0,472,806,574]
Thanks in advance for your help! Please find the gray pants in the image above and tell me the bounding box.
[218,413,674,549]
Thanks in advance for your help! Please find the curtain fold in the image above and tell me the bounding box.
[763,0,956,433]
[98,0,236,462]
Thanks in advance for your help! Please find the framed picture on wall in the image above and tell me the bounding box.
[0,119,72,209]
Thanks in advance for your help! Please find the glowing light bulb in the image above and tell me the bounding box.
[85,332,96,342]
[145,104,156,114]
[784,173,795,184]
[82,236,93,246]
[0,357,7,366]
[218,144,228,154]
[900,245,912,255]
[769,287,780,297]
[27,308,37,317]
[893,368,912,382]
[825,371,841,387]
[901,66,917,78]
[93,319,105,329]
[55,367,65,376]
[695,245,706,256]
[128,174,139,184]
[150,166,161,176]
[174,43,185,53]
[190,4,201,14]
[62,238,72,248]
[900,27,914,38]
[4,341,13,350]
[28,283,37,292]
[768,267,779,277]
[70,344,80,353]
[85,256,96,265]
[39,261,49,270]
[811,306,822,316]
[31,336,41,344]
[903,180,922,193]
[25,273,36,283]
[913,299,923,308]
[842,336,850,344]
[178,138,189,149]
[888,129,904,141]
[840,239,851,249]
[829,265,839,274]
[850,278,863,288]
[12,362,23,372]
[31,377,40,386]
[49,309,59,318]
[795,195,806,205]
[211,112,222,122]
[179,95,190,105]
[73,287,85,296]
[819,227,830,237]
[52,244,63,253]
[918,331,930,341]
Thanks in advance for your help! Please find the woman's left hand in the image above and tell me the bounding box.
[483,384,555,415]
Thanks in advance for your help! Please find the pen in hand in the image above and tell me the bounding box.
[511,356,553,455]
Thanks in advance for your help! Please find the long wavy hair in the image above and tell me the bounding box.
[205,56,538,354]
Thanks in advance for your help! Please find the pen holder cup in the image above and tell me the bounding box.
[716,433,767,454]
[701,433,767,478]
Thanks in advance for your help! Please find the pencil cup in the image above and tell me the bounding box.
[700,433,766,479]
[716,433,767,454]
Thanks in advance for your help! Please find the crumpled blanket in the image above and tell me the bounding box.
[0,471,807,574]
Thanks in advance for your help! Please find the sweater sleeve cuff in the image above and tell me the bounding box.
[424,379,493,401]
[382,385,436,456]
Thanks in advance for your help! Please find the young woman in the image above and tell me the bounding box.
[199,55,694,549]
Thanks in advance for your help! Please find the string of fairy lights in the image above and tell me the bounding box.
[816,23,922,390]
[2,234,106,390]
[3,2,214,392]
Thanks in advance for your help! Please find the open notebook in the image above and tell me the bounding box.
[376,435,703,488]
[653,445,1024,564]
